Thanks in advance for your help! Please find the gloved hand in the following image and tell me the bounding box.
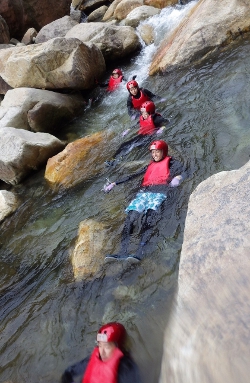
[156,126,165,135]
[130,115,136,121]
[103,182,116,193]
[169,176,182,187]
[122,129,130,137]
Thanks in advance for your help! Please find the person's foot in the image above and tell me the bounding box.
[126,255,141,263]
[105,159,116,167]
[104,254,128,262]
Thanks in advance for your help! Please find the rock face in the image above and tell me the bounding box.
[44,131,114,189]
[71,220,108,280]
[0,37,105,91]
[0,0,71,41]
[0,190,20,222]
[65,22,140,62]
[124,5,160,28]
[0,88,86,133]
[35,16,78,44]
[160,160,250,383]
[150,0,250,75]
[0,15,10,44]
[0,127,65,185]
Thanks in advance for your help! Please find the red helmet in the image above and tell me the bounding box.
[149,140,168,157]
[141,101,155,115]
[127,80,138,91]
[97,322,126,348]
[112,68,122,76]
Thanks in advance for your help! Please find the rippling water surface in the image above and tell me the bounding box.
[0,3,250,382]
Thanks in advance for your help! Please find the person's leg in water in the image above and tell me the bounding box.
[105,135,150,166]
[105,210,140,261]
[133,208,161,260]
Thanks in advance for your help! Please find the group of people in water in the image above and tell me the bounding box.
[61,68,187,382]
[100,68,187,263]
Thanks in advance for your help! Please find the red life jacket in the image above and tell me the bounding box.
[82,347,124,383]
[138,114,161,135]
[107,75,123,91]
[141,156,171,187]
[131,90,150,110]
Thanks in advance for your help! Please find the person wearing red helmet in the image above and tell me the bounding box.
[96,68,124,92]
[126,80,165,121]
[61,322,142,383]
[103,140,187,262]
[105,101,169,167]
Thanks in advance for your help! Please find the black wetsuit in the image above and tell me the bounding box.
[127,88,157,118]
[114,158,188,258]
[61,354,142,383]
[111,114,169,162]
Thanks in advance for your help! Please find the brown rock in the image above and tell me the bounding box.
[144,0,178,9]
[71,219,108,280]
[44,130,114,189]
[0,15,10,44]
[0,0,71,41]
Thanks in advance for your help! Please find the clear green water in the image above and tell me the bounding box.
[0,20,250,383]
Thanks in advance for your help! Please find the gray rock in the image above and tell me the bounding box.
[0,37,106,91]
[0,190,20,222]
[0,127,65,185]
[0,88,86,133]
[35,16,79,44]
[160,160,250,383]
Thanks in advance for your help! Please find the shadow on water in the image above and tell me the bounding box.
[1,11,250,383]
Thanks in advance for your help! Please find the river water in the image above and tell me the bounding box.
[0,2,250,382]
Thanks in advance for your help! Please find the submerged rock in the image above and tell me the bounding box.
[71,219,108,280]
[45,130,114,189]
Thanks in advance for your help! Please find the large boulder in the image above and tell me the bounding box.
[124,5,160,28]
[0,0,71,41]
[102,0,123,21]
[144,0,178,8]
[114,0,143,21]
[71,220,108,280]
[0,37,105,92]
[0,88,86,133]
[0,127,65,185]
[44,130,114,189]
[150,0,250,75]
[65,23,140,62]
[0,190,20,222]
[35,16,78,44]
[0,15,10,44]
[160,160,250,383]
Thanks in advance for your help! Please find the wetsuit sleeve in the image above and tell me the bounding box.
[127,95,134,117]
[142,88,156,99]
[98,81,109,88]
[118,356,143,383]
[152,114,167,127]
[61,356,90,383]
[115,166,147,185]
[169,158,188,181]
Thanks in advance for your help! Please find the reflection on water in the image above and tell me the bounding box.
[1,5,250,383]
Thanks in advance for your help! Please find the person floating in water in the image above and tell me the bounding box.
[103,140,187,263]
[96,68,125,92]
[126,80,166,121]
[61,322,142,383]
[105,101,170,167]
